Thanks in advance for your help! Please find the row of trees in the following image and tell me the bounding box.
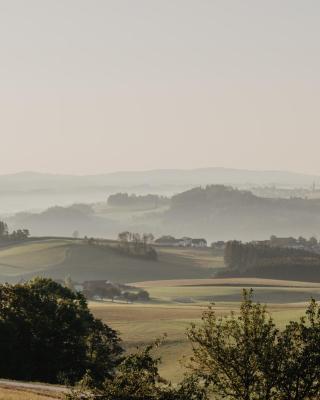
[108,193,169,209]
[83,281,150,303]
[117,231,158,260]
[224,240,320,272]
[0,220,30,241]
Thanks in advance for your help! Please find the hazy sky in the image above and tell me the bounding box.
[0,0,320,175]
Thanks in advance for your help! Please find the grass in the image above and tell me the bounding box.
[90,277,320,382]
[0,240,220,283]
[0,240,71,277]
[133,277,320,288]
[0,387,61,399]
[90,303,308,381]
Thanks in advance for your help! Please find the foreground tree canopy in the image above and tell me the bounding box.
[2,281,320,400]
[187,290,320,400]
[0,278,122,384]
[71,290,320,400]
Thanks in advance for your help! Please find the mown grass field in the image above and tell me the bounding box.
[91,301,307,382]
[90,277,319,382]
[0,240,71,277]
[0,239,221,283]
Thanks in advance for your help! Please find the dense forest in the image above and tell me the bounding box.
[108,193,169,209]
[221,240,320,281]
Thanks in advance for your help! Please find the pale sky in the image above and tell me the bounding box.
[0,0,319,175]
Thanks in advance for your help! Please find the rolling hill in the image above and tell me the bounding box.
[0,239,219,284]
[162,185,320,240]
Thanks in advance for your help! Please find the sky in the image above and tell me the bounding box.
[0,0,319,175]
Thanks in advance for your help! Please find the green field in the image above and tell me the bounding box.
[0,239,221,283]
[0,240,72,278]
[90,300,308,382]
[90,277,320,382]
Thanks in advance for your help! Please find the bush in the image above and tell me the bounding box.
[67,342,208,400]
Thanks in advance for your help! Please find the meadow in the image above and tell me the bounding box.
[1,239,319,384]
[90,277,318,382]
[0,239,220,283]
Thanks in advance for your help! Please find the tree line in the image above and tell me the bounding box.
[108,193,169,209]
[117,231,158,260]
[0,220,30,241]
[224,240,320,272]
[82,281,150,303]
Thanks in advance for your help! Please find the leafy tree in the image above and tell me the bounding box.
[0,221,8,238]
[0,278,122,384]
[67,342,207,400]
[187,290,279,400]
[136,289,150,301]
[105,286,121,302]
[275,299,320,400]
[309,236,318,247]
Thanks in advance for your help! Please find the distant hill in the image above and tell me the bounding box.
[162,185,320,241]
[7,184,320,241]
[1,168,319,215]
[0,239,215,284]
[8,204,120,238]
[0,168,319,192]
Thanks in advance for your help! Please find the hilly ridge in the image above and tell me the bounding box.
[0,239,217,284]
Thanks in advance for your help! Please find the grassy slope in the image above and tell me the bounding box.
[90,300,308,382]
[90,277,320,382]
[0,387,60,399]
[0,240,220,283]
[0,240,71,280]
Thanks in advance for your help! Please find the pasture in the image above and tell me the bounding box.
[90,277,317,382]
[0,239,221,283]
[0,240,71,278]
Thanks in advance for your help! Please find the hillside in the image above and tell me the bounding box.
[8,184,320,241]
[1,168,319,190]
[162,185,320,240]
[0,239,218,283]
[1,168,319,215]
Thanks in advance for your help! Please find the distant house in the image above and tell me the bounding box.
[191,238,207,248]
[155,236,207,248]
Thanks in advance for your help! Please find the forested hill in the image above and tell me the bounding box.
[163,185,320,240]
